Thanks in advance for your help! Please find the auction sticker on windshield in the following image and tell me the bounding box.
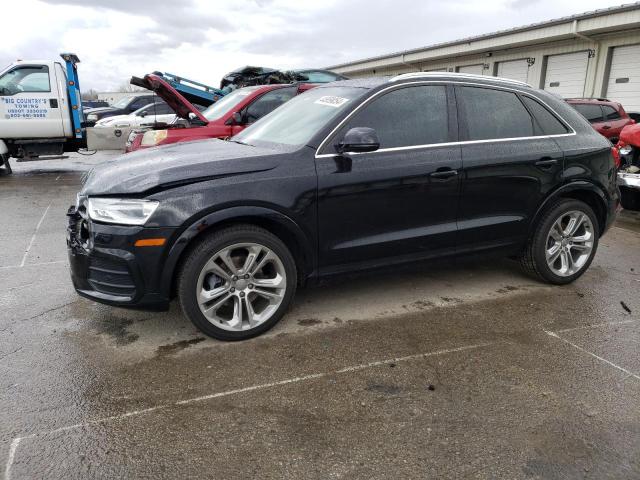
[314,96,349,108]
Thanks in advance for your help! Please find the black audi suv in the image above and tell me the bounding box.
[68,73,619,340]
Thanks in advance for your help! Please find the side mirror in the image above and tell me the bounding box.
[139,112,147,118]
[335,127,380,154]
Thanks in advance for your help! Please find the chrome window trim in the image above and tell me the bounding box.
[314,80,576,159]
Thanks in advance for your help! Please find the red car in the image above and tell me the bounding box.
[567,98,635,143]
[126,74,315,152]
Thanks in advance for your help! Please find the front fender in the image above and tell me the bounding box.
[159,205,315,297]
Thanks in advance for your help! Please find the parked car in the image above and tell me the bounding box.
[566,98,635,143]
[82,100,109,109]
[94,102,176,128]
[220,66,346,91]
[126,76,315,152]
[84,94,158,127]
[616,123,640,210]
[68,73,619,340]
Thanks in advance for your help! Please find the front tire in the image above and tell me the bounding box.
[178,225,297,341]
[520,199,599,285]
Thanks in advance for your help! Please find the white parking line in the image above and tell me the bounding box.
[554,319,640,334]
[544,330,640,382]
[3,341,495,479]
[19,203,51,268]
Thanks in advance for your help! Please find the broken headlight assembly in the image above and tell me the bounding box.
[141,129,168,147]
[87,198,159,226]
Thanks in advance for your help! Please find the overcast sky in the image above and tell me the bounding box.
[0,0,633,91]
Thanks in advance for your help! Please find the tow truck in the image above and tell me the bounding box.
[0,54,229,174]
[0,53,85,174]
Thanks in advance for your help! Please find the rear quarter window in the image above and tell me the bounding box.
[521,96,569,135]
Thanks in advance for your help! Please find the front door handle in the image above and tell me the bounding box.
[430,169,458,179]
[602,125,612,130]
[535,158,558,168]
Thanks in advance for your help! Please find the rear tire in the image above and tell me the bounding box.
[177,224,297,341]
[520,199,599,285]
[0,154,12,175]
[620,187,640,211]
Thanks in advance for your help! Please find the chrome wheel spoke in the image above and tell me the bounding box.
[547,244,562,264]
[244,297,258,327]
[242,245,262,274]
[252,274,285,289]
[198,285,228,305]
[202,292,232,316]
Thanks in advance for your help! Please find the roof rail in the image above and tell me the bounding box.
[389,72,532,88]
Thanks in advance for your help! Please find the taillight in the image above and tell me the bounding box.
[611,146,621,169]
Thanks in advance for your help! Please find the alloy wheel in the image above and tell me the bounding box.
[545,210,594,277]
[196,243,287,331]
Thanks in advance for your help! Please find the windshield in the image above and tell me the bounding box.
[233,86,367,147]
[202,87,261,121]
[113,96,135,108]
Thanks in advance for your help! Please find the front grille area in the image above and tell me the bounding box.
[88,257,136,298]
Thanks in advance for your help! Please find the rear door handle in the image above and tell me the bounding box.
[430,169,458,179]
[535,158,558,168]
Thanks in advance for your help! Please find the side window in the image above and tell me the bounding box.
[521,96,569,135]
[572,104,603,123]
[158,104,174,114]
[459,86,534,140]
[130,97,152,111]
[0,66,50,95]
[337,85,448,148]
[245,87,296,123]
[602,105,622,121]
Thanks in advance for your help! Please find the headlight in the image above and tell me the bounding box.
[87,198,159,226]
[141,129,168,147]
[87,114,98,121]
[619,145,633,155]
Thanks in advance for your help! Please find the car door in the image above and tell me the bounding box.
[0,64,65,138]
[455,85,566,252]
[315,83,462,272]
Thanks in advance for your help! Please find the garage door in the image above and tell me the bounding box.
[606,44,640,112]
[496,59,529,83]
[457,64,485,75]
[544,51,589,98]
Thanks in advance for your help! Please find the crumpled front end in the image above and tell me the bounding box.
[66,199,175,310]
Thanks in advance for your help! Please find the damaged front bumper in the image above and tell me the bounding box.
[66,205,174,310]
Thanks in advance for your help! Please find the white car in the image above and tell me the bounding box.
[94,102,176,128]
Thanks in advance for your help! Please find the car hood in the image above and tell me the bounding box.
[86,107,118,115]
[130,74,208,123]
[81,139,279,196]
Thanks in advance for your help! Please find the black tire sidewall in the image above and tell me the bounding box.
[178,227,297,341]
[532,200,599,285]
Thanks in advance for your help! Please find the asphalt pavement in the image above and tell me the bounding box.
[1,153,639,479]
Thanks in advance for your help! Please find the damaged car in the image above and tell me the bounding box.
[68,73,619,341]
[220,66,346,91]
[126,73,315,152]
[617,123,640,210]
